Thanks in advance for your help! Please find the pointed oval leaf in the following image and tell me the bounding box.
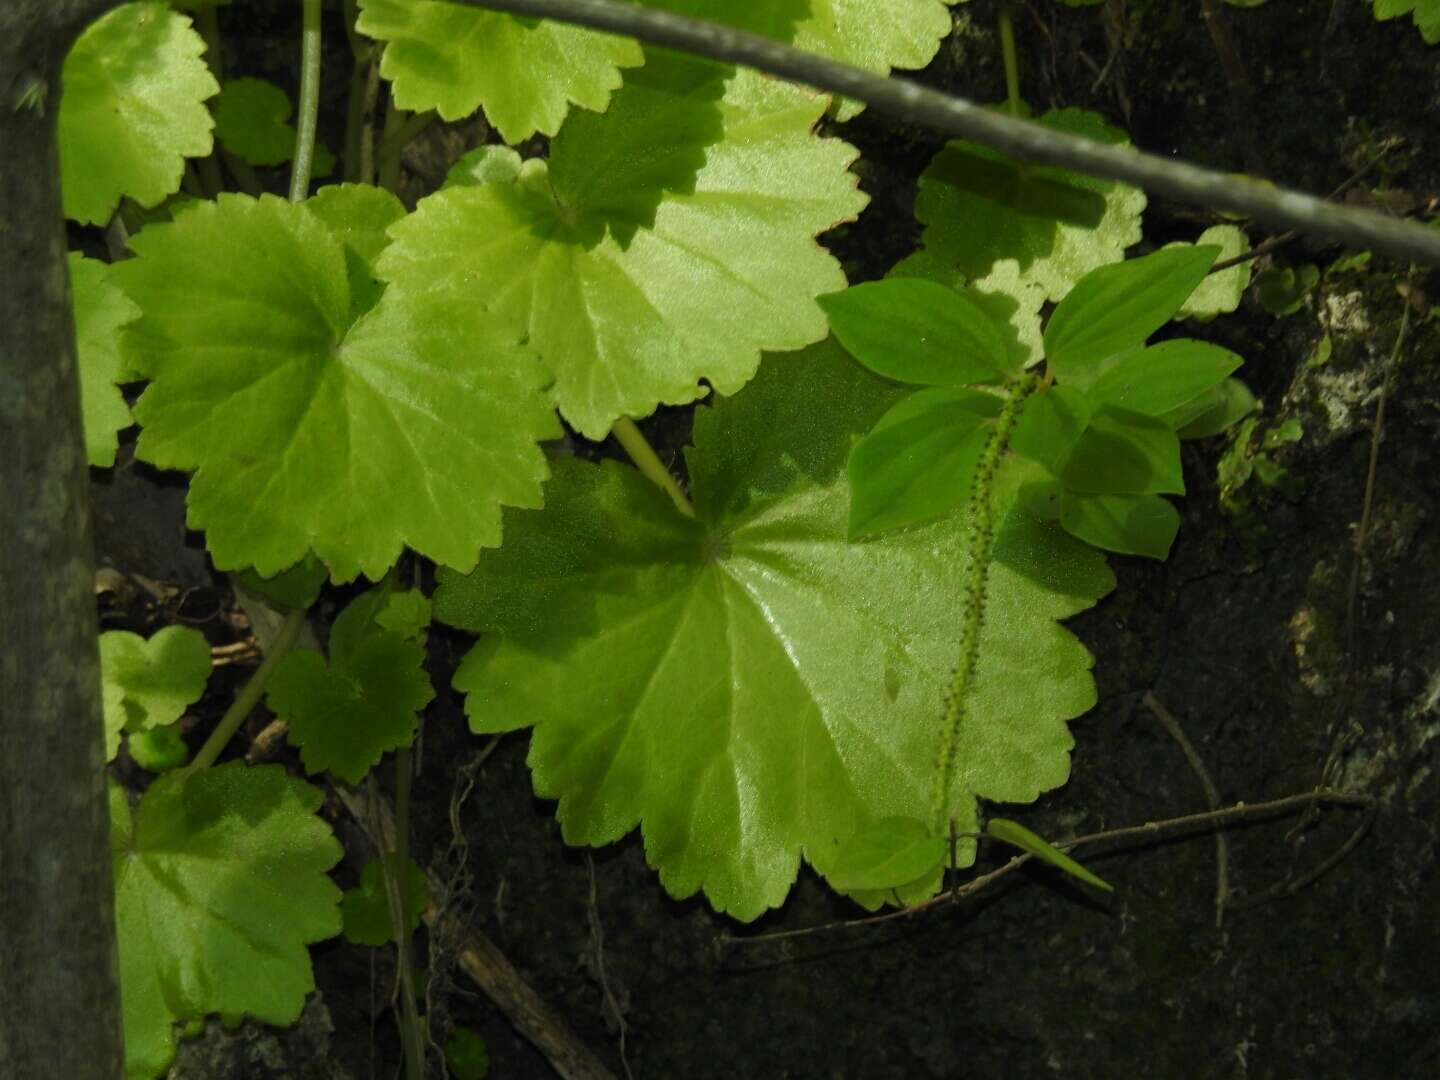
[434,341,1114,920]
[1045,245,1221,386]
[1058,405,1185,495]
[1170,377,1257,438]
[1059,491,1180,560]
[60,2,218,224]
[826,817,946,892]
[819,279,1007,386]
[111,765,342,1079]
[1010,385,1094,477]
[115,193,559,581]
[356,0,644,141]
[847,387,997,538]
[986,817,1113,892]
[1086,339,1243,418]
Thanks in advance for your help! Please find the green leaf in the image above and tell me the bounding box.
[445,1027,491,1080]
[115,193,560,581]
[302,183,408,321]
[1169,377,1257,438]
[100,626,211,761]
[356,0,644,141]
[818,279,1007,386]
[985,817,1113,892]
[827,817,947,892]
[378,65,865,438]
[60,2,218,224]
[547,51,728,249]
[341,857,430,946]
[906,108,1146,304]
[847,387,999,537]
[434,340,1113,920]
[1170,225,1251,321]
[1374,0,1440,44]
[1010,385,1094,476]
[266,592,434,784]
[1085,339,1243,418]
[1254,263,1319,316]
[1044,245,1221,388]
[655,0,958,120]
[128,727,191,772]
[443,146,524,190]
[212,78,296,166]
[231,555,329,612]
[889,256,1045,376]
[111,765,342,1080]
[1059,491,1180,560]
[1057,405,1185,495]
[375,590,432,642]
[70,253,141,467]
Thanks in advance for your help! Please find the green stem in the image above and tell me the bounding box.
[383,747,426,1080]
[612,417,695,517]
[929,374,1038,834]
[344,52,371,183]
[342,0,374,183]
[289,0,323,203]
[221,150,265,197]
[998,2,1021,116]
[186,607,307,773]
[196,154,225,199]
[374,99,408,193]
[197,7,224,82]
[376,108,437,185]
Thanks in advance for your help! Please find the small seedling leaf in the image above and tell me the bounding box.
[986,816,1113,891]
[100,625,212,761]
[341,857,430,946]
[266,590,433,784]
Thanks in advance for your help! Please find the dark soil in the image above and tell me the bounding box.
[92,1,1440,1077]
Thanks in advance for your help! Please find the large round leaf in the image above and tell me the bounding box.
[435,341,1113,920]
[115,192,560,581]
[379,61,866,438]
[60,2,217,224]
[357,0,644,141]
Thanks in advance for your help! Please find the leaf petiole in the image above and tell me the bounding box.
[611,416,695,518]
[184,606,308,773]
[288,0,323,203]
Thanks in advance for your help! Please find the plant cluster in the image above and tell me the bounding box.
[54,0,1428,1074]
